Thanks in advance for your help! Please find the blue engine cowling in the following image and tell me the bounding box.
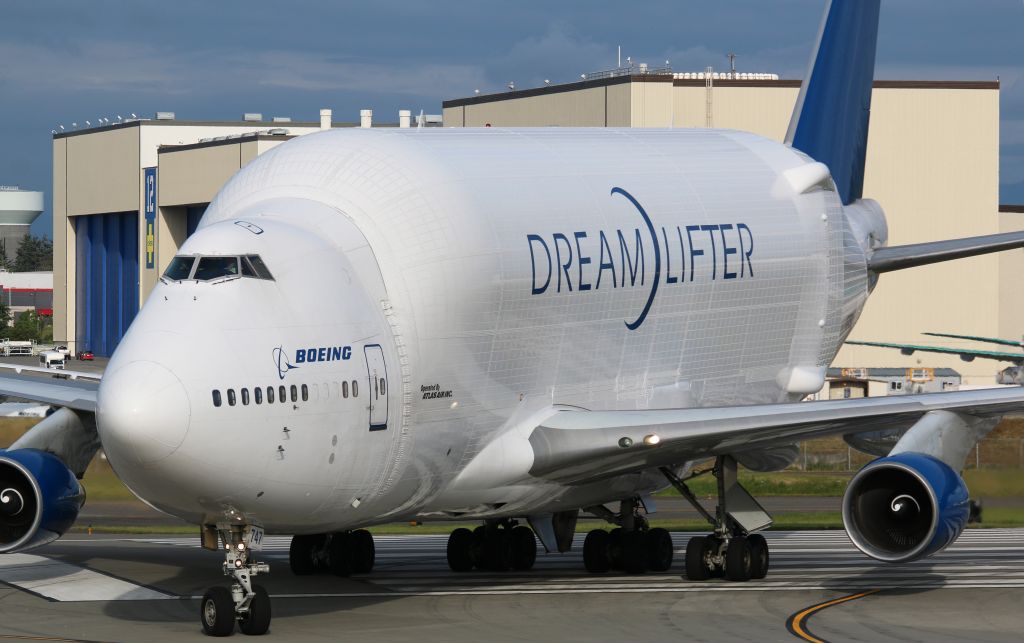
[842,452,969,563]
[0,449,85,553]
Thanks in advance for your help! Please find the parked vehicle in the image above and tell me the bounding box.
[39,351,66,370]
[76,350,94,361]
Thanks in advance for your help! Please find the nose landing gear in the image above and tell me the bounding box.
[200,524,271,637]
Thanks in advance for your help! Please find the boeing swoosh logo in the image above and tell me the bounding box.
[526,187,755,330]
[273,346,298,380]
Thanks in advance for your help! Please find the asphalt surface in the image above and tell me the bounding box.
[1,529,1022,642]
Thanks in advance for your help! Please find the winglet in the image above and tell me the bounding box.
[786,0,882,205]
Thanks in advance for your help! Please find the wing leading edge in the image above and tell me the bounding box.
[0,371,98,412]
[526,387,1024,484]
[845,339,1024,364]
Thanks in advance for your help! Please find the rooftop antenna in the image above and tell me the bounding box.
[727,52,737,78]
[116,115,123,121]
[617,45,621,68]
[417,109,424,130]
[508,81,515,91]
[58,125,65,131]
[544,79,550,85]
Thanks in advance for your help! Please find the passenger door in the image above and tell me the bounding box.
[364,344,388,431]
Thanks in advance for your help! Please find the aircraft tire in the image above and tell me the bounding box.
[748,533,769,580]
[288,535,318,576]
[200,586,235,637]
[510,525,537,571]
[350,529,375,574]
[684,535,712,581]
[237,584,272,636]
[446,528,475,572]
[583,529,611,573]
[607,527,625,570]
[725,536,752,582]
[471,526,487,570]
[646,527,674,572]
[483,527,513,571]
[621,530,648,574]
[327,532,352,576]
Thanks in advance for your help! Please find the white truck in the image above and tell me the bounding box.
[1,340,33,356]
[39,350,66,370]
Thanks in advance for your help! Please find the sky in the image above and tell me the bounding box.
[2,0,1023,239]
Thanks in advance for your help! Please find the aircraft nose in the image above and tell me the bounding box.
[97,361,191,466]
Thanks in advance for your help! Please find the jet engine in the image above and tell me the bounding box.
[0,449,85,553]
[842,452,968,563]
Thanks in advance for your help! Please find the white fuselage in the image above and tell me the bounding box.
[95,128,876,532]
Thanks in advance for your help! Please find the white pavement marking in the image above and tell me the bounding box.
[0,553,175,601]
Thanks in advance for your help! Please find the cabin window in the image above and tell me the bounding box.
[290,385,298,402]
[301,384,309,401]
[227,389,236,406]
[352,380,359,397]
[279,386,286,403]
[164,256,196,281]
[241,388,250,405]
[212,390,222,407]
[379,378,385,395]
[342,381,349,398]
[254,387,263,405]
[267,386,275,404]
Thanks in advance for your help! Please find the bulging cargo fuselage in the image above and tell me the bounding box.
[95,127,882,531]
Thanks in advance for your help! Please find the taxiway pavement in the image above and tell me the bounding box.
[1,529,1022,642]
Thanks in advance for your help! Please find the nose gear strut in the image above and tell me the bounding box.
[200,524,272,637]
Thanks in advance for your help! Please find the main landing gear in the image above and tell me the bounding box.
[200,525,271,637]
[288,530,375,576]
[661,455,773,582]
[446,520,538,572]
[581,498,674,574]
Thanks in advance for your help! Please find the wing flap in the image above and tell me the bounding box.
[528,388,1024,484]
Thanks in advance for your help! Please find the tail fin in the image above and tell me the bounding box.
[785,0,882,205]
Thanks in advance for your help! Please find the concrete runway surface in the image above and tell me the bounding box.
[1,529,1022,642]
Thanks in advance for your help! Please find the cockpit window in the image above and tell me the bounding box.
[194,256,240,281]
[163,256,196,281]
[246,255,274,280]
[161,254,275,283]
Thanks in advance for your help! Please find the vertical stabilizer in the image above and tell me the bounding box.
[785,0,881,205]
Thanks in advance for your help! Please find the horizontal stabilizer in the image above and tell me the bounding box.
[867,230,1024,273]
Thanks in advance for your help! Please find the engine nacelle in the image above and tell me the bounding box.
[0,449,84,553]
[842,452,968,563]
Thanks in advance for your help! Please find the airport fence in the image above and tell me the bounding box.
[794,438,1024,471]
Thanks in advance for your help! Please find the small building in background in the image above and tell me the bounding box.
[817,367,961,399]
[0,270,53,320]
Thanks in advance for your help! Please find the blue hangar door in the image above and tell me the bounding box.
[75,212,140,357]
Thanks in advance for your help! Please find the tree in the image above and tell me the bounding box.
[6,311,41,341]
[0,298,10,334]
[12,234,53,272]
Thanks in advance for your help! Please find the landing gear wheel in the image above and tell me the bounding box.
[685,535,712,581]
[645,527,674,572]
[350,529,375,574]
[483,526,513,571]
[510,525,537,571]
[748,533,769,580]
[237,584,271,636]
[289,535,318,575]
[471,526,487,570]
[200,586,235,637]
[607,527,625,570]
[583,529,611,573]
[725,536,752,582]
[447,527,474,572]
[327,532,352,576]
[620,530,648,574]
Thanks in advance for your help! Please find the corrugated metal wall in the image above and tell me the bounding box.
[74,212,139,356]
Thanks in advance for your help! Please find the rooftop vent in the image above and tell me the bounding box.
[155,112,176,120]
[272,116,291,123]
[243,113,263,122]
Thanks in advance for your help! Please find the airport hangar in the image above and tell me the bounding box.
[443,72,1024,386]
[52,76,1022,385]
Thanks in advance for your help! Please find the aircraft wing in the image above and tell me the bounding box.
[922,332,1023,348]
[527,387,1024,484]
[0,370,99,413]
[844,340,1024,364]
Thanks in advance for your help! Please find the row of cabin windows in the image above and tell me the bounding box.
[211,380,359,408]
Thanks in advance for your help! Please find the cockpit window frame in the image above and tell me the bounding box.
[161,253,276,284]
